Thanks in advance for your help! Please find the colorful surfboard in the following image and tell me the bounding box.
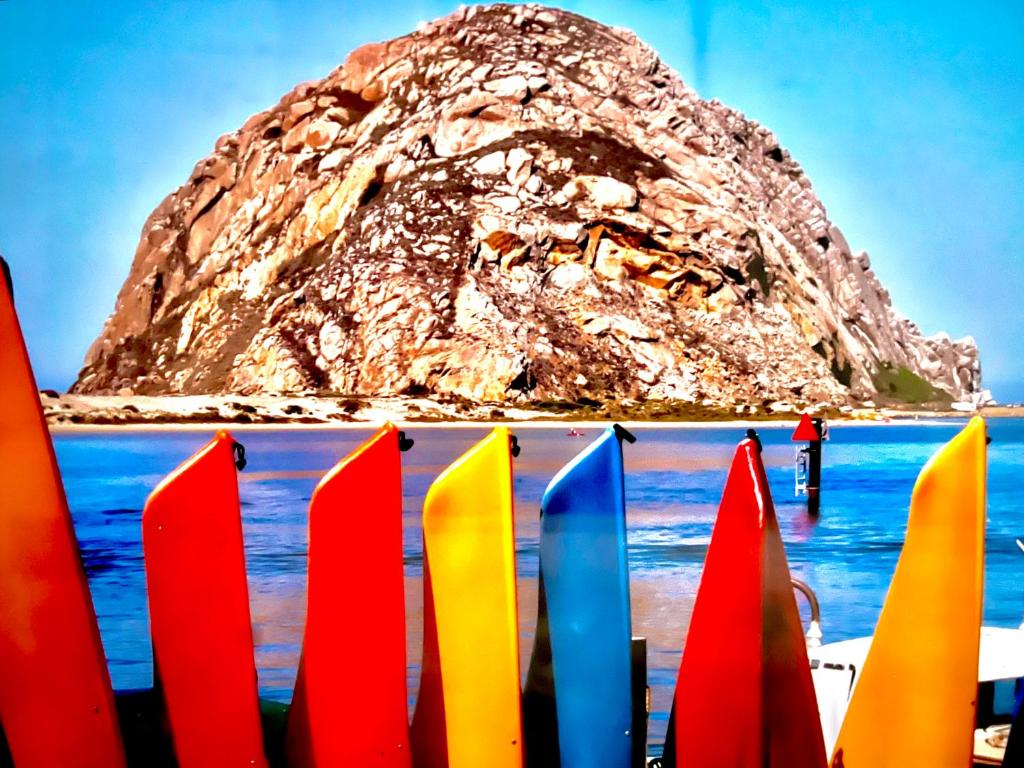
[410,427,522,768]
[286,423,413,767]
[829,417,987,768]
[0,257,127,768]
[524,425,636,767]
[670,435,826,768]
[142,431,267,768]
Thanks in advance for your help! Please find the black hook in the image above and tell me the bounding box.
[745,428,763,453]
[509,434,521,458]
[398,430,415,452]
[613,423,637,444]
[232,440,247,471]
[1,256,12,300]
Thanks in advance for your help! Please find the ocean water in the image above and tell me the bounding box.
[56,418,1024,751]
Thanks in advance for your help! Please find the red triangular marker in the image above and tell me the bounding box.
[671,438,826,768]
[791,414,820,442]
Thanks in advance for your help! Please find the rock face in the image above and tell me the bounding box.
[74,4,982,406]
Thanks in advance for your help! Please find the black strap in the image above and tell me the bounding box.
[745,428,763,453]
[232,440,247,471]
[613,423,637,444]
[0,256,11,300]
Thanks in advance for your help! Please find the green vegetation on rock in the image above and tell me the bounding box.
[873,363,952,405]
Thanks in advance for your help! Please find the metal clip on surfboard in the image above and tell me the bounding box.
[286,423,413,767]
[411,427,522,768]
[398,429,415,452]
[142,431,268,768]
[666,434,827,768]
[0,256,128,768]
[1,256,11,298]
[829,417,987,768]
[524,424,637,768]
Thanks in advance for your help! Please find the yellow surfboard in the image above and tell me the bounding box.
[830,416,987,768]
[410,427,522,768]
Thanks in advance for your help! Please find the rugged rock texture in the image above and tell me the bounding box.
[74,4,982,406]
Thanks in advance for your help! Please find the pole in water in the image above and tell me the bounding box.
[791,414,824,516]
[806,419,823,515]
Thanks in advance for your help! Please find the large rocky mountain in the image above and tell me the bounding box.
[73,4,982,407]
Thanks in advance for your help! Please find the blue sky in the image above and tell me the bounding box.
[1,1,1021,400]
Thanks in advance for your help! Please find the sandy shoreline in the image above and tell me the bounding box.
[47,418,966,434]
[40,393,1009,433]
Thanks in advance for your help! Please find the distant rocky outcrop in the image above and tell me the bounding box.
[73,4,982,407]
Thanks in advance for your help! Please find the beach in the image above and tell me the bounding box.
[42,392,1016,432]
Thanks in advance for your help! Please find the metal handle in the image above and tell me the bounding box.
[791,578,822,647]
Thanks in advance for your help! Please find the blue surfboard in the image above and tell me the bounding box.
[524,425,636,767]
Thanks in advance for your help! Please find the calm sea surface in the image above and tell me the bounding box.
[56,418,1024,750]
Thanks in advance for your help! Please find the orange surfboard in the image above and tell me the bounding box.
[410,427,523,768]
[830,417,987,767]
[671,436,826,768]
[286,423,413,767]
[0,257,127,768]
[142,431,267,768]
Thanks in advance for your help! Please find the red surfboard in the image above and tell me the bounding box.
[0,257,127,768]
[142,431,267,768]
[286,423,413,767]
[671,436,826,768]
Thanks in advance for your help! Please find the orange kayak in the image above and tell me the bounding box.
[286,424,413,767]
[142,431,267,768]
[411,427,523,768]
[671,435,826,768]
[0,257,126,768]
